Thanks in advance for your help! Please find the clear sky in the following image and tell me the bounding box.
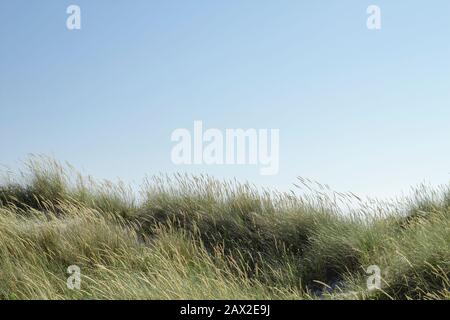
[1,1,449,199]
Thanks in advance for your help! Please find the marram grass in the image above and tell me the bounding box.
[0,157,448,300]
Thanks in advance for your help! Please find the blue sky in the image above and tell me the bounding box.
[1,1,449,199]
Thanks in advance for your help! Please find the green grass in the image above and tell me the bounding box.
[0,156,448,300]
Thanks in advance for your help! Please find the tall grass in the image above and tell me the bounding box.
[0,157,448,300]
